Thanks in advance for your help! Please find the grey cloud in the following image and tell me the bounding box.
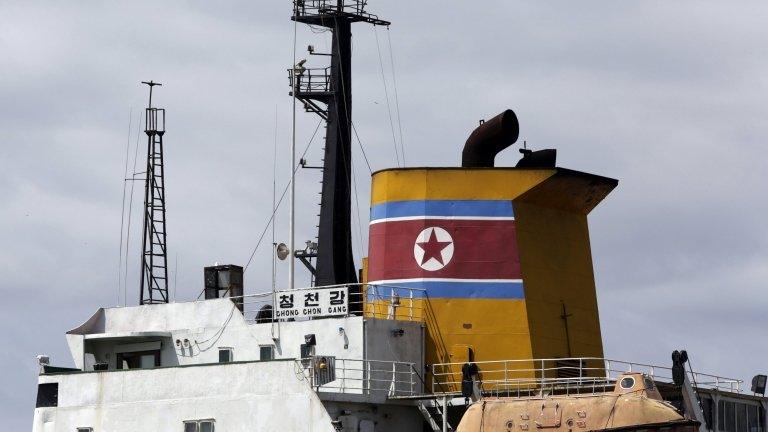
[2,1,767,429]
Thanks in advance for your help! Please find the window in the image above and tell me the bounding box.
[722,400,736,432]
[701,396,714,431]
[620,376,635,390]
[36,383,58,408]
[748,405,759,432]
[260,345,275,361]
[719,400,726,432]
[737,402,748,432]
[184,420,215,432]
[116,350,160,370]
[218,347,233,363]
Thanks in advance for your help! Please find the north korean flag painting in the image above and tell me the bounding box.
[367,199,523,299]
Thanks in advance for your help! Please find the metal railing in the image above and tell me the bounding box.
[301,357,420,397]
[289,67,331,94]
[431,357,743,397]
[364,283,426,322]
[232,283,426,323]
[294,0,370,18]
[145,108,165,133]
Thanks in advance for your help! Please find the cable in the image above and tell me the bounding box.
[386,27,406,165]
[173,253,178,302]
[351,122,373,174]
[243,119,324,271]
[350,158,365,260]
[117,107,133,306]
[373,26,401,167]
[123,113,144,306]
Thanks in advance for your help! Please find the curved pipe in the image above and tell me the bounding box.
[461,109,520,167]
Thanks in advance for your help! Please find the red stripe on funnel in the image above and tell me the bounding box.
[368,219,521,281]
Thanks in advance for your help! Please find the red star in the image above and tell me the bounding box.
[417,228,452,265]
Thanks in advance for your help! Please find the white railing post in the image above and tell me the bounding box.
[366,360,371,395]
[442,395,448,432]
[409,288,414,321]
[504,360,509,396]
[389,287,397,320]
[390,361,397,396]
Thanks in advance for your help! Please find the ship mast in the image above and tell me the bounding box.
[138,81,169,304]
[290,0,389,287]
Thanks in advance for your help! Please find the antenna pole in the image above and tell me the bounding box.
[289,9,298,291]
[138,80,169,305]
[141,80,161,109]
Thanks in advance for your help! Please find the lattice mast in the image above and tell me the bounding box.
[139,80,169,304]
[291,1,389,286]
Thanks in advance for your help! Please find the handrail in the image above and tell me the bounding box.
[300,357,420,397]
[431,357,743,395]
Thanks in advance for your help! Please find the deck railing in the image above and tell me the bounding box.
[431,357,743,396]
[294,0,370,18]
[289,67,331,94]
[300,357,420,397]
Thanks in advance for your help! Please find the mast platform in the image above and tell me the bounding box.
[292,0,390,27]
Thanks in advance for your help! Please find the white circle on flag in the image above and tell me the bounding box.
[413,227,454,271]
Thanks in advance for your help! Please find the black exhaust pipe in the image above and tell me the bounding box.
[461,109,519,167]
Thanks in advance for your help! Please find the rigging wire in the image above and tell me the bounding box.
[386,27,406,165]
[173,253,179,303]
[351,122,373,174]
[117,107,133,306]
[123,112,145,306]
[243,119,324,271]
[373,26,401,167]
[350,157,366,260]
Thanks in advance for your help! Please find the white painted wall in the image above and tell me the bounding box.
[32,360,337,432]
[67,299,366,370]
[40,299,430,431]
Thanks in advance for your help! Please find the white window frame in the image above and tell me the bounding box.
[218,347,233,363]
[260,344,275,360]
[184,419,215,432]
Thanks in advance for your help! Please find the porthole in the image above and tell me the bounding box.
[620,376,636,389]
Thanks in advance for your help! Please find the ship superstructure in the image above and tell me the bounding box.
[31,2,768,432]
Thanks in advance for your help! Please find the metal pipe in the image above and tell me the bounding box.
[461,109,519,167]
[442,395,448,432]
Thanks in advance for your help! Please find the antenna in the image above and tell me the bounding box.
[139,80,169,305]
[140,80,162,109]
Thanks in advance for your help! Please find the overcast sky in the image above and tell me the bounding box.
[2,1,768,428]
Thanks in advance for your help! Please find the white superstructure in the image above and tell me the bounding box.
[33,289,429,432]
